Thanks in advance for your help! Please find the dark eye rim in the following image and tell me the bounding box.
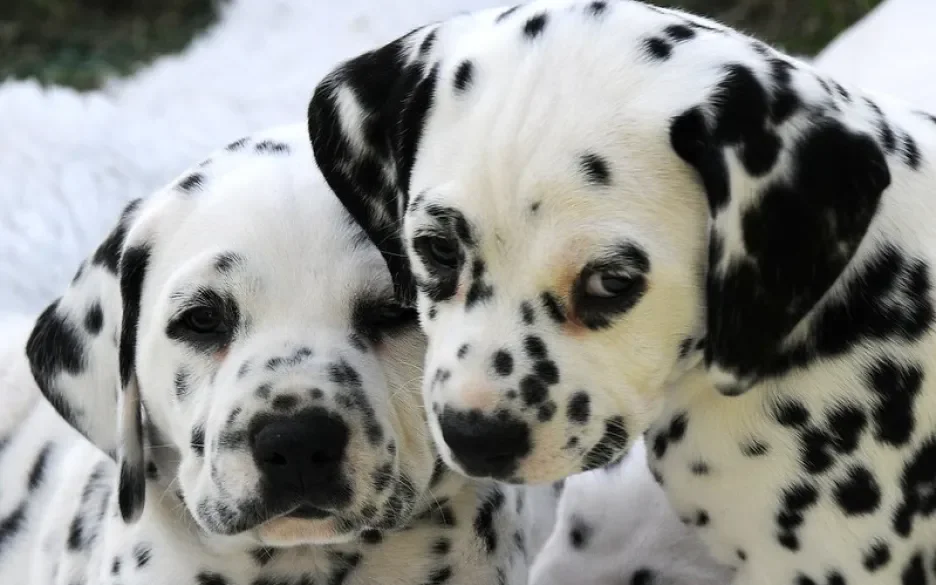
[353,299,419,342]
[180,306,227,334]
[412,234,462,271]
[586,272,641,298]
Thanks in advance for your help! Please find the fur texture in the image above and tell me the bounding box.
[308,1,936,583]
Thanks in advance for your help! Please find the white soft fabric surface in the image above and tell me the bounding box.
[0,0,931,317]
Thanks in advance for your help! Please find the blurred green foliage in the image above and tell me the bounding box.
[0,0,883,91]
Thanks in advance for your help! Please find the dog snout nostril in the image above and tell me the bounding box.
[439,408,531,480]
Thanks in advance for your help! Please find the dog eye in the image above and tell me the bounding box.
[181,307,227,334]
[422,236,461,270]
[584,272,637,298]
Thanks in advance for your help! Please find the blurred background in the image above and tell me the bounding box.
[2,0,882,90]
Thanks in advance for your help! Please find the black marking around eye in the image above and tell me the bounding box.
[165,287,240,353]
[573,242,651,330]
[579,152,611,186]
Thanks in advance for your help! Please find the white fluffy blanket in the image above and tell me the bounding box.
[0,0,932,318]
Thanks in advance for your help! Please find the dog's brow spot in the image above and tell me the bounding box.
[255,383,271,400]
[453,60,474,93]
[84,301,104,335]
[496,5,519,22]
[176,173,205,194]
[457,344,471,359]
[567,391,591,424]
[214,252,242,273]
[254,140,290,154]
[523,12,548,39]
[520,302,536,325]
[579,152,612,186]
[664,23,696,41]
[272,394,299,411]
[529,201,541,214]
[585,0,607,16]
[643,36,672,60]
[225,137,248,151]
[492,349,514,377]
[237,361,250,379]
[690,460,711,475]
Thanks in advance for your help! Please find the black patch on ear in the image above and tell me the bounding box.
[176,173,205,194]
[675,67,892,386]
[26,300,87,431]
[118,246,150,388]
[309,35,439,307]
[84,301,104,335]
[91,199,143,275]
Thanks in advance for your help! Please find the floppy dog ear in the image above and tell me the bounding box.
[670,63,891,395]
[26,198,153,522]
[308,25,439,307]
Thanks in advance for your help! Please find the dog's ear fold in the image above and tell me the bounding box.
[670,64,891,395]
[26,198,153,522]
[308,25,439,307]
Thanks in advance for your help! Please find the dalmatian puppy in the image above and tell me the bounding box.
[531,439,734,585]
[3,123,546,585]
[307,0,936,583]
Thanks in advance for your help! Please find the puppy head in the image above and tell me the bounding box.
[310,1,891,483]
[27,125,440,546]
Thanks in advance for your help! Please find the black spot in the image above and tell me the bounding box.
[833,465,881,515]
[664,24,696,41]
[523,13,548,39]
[533,359,559,385]
[643,37,672,60]
[695,510,710,526]
[537,400,557,422]
[741,439,769,457]
[133,542,152,568]
[520,302,535,325]
[585,1,607,16]
[84,302,104,335]
[0,502,26,556]
[26,301,88,431]
[111,557,121,575]
[254,140,290,154]
[117,458,144,523]
[631,568,657,585]
[582,416,629,471]
[519,375,548,406]
[773,399,810,427]
[826,403,867,454]
[255,384,272,400]
[737,549,747,561]
[426,566,453,585]
[272,394,299,411]
[191,425,205,456]
[893,435,936,537]
[372,463,393,492]
[567,391,590,424]
[453,61,474,93]
[523,335,548,360]
[776,482,819,551]
[360,529,383,544]
[145,460,158,480]
[496,5,519,22]
[474,487,505,554]
[457,344,470,359]
[902,553,926,585]
[866,358,923,447]
[197,572,229,585]
[225,137,248,151]
[419,29,438,55]
[569,517,592,549]
[431,537,451,556]
[899,133,922,170]
[580,152,611,186]
[176,173,205,193]
[28,443,53,491]
[174,368,191,400]
[862,541,890,572]
[690,460,710,476]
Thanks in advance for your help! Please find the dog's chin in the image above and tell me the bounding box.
[255,515,356,547]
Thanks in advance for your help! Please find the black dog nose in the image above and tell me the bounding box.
[251,408,350,507]
[439,408,531,480]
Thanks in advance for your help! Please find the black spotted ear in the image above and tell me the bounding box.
[308,24,439,307]
[26,198,153,522]
[670,63,891,395]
